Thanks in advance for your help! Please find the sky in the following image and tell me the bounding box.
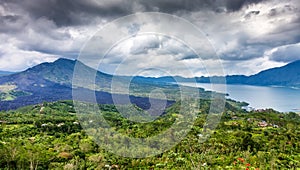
[0,0,299,77]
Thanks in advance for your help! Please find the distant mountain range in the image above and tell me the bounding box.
[0,58,299,110]
[134,60,300,88]
[213,60,300,87]
[0,71,15,77]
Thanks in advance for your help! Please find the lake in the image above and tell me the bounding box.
[180,82,300,113]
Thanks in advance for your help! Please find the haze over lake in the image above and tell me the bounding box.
[180,82,300,113]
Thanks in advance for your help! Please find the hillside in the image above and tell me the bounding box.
[246,60,300,87]
[0,58,165,110]
[0,58,214,111]
[201,60,300,87]
[0,58,113,89]
[0,100,299,169]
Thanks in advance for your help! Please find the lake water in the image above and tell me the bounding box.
[180,82,300,113]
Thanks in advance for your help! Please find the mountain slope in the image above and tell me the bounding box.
[0,58,116,92]
[246,60,300,87]
[0,58,181,110]
[209,60,300,87]
[145,60,300,88]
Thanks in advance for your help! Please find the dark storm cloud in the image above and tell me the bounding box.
[268,4,298,17]
[0,14,23,33]
[0,15,20,22]
[134,0,266,13]
[0,0,268,27]
[1,0,131,26]
[224,0,265,11]
[268,8,278,17]
[267,15,300,43]
[180,55,199,60]
[0,0,299,75]
[139,0,213,13]
[244,11,260,19]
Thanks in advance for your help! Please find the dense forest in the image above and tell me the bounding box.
[0,100,299,169]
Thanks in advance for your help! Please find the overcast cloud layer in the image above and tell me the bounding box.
[0,0,299,76]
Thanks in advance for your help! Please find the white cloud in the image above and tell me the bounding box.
[267,43,300,62]
[0,0,299,77]
[96,33,224,77]
[0,43,58,71]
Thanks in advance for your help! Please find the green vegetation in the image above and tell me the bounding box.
[0,100,299,169]
[0,90,31,101]
[0,84,31,101]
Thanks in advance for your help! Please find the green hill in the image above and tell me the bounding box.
[0,100,299,169]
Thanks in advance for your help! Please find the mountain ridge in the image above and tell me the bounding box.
[0,58,181,111]
[2,58,299,88]
[136,60,300,88]
[245,60,300,87]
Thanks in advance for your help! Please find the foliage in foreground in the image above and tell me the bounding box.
[0,100,299,169]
